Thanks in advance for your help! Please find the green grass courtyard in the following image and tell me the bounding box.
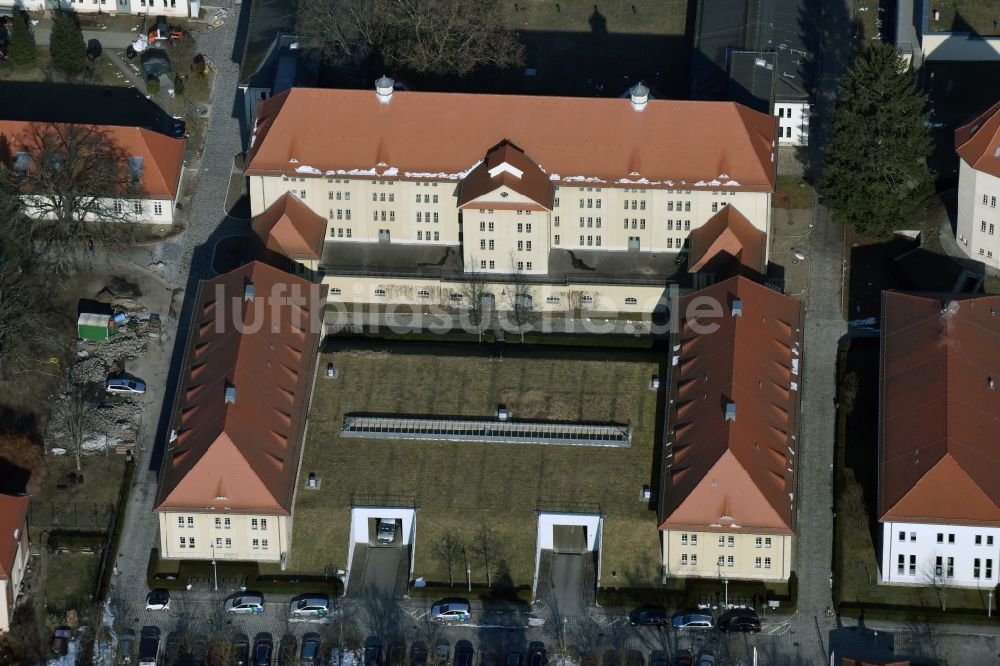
[292,342,664,590]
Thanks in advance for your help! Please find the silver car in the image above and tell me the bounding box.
[377,520,397,543]
[106,377,147,394]
[431,599,471,622]
[671,611,713,630]
[225,593,265,615]
[290,594,331,617]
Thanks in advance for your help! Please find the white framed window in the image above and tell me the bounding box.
[189,537,195,549]
[977,535,983,545]
[262,539,269,550]
[691,554,698,565]
[717,556,724,567]
[526,262,532,270]
[937,533,943,543]
[909,555,916,575]
[251,519,259,530]
[252,539,260,550]
[417,290,430,298]
[554,235,560,245]
[727,536,735,547]
[755,557,762,568]
[910,532,916,542]
[625,297,637,305]
[153,202,163,216]
[214,517,221,529]
[546,296,560,305]
[764,557,772,569]
[224,518,231,529]
[187,517,193,527]
[681,533,689,545]
[179,537,186,548]
[480,260,487,270]
[947,557,954,577]
[216,537,223,548]
[755,537,762,548]
[718,536,725,547]
[898,554,905,574]
[489,260,495,269]
[764,537,772,548]
[727,555,734,567]
[331,287,342,295]
[681,554,688,565]
[374,288,387,297]
[177,516,184,528]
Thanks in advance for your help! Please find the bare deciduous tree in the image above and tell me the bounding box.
[472,516,501,588]
[921,557,949,612]
[436,530,464,587]
[459,259,489,337]
[49,382,101,471]
[505,257,537,342]
[4,123,143,274]
[295,0,524,75]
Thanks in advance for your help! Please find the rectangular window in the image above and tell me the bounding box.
[587,235,592,246]
[990,224,995,235]
[114,200,124,214]
[587,217,593,228]
[251,519,259,530]
[596,235,601,246]
[517,261,524,271]
[580,235,585,245]
[554,216,560,227]
[985,194,990,205]
[481,240,486,250]
[587,198,593,208]
[346,228,351,238]
[667,238,674,249]
[667,201,674,211]
[982,221,987,232]
[947,557,954,577]
[262,539,269,550]
[897,554,905,574]
[389,211,395,221]
[990,536,995,546]
[345,192,350,200]
[755,557,762,569]
[214,518,221,529]
[526,223,532,232]
[727,555,734,567]
[717,556,724,567]
[685,202,691,212]
[389,193,395,202]
[416,194,421,203]
[488,240,494,250]
[526,261,532,270]
[992,196,997,207]
[718,536,725,547]
[909,555,916,575]
[480,221,486,231]
[691,554,697,565]
[712,202,719,212]
[949,534,955,543]
[977,535,983,545]
[755,537,762,548]
[517,223,523,233]
[640,218,646,229]
[189,537,195,549]
[910,532,916,542]
[727,536,735,547]
[179,537,186,548]
[489,260,495,269]
[554,197,560,207]
[987,559,994,579]
[764,557,771,569]
[488,222,494,232]
[417,231,423,241]
[691,534,697,545]
[433,212,439,223]
[300,190,306,198]
[216,537,223,548]
[252,539,260,550]
[681,554,688,565]
[526,241,532,251]
[153,202,163,216]
[434,231,440,241]
[224,518,230,529]
[937,533,943,543]
[518,241,523,251]
[975,558,982,578]
[681,533,688,545]
[345,210,351,220]
[764,537,772,548]
[480,260,487,269]
[178,517,184,528]
[433,195,438,203]
[684,220,691,230]
[554,234,560,245]
[134,202,143,214]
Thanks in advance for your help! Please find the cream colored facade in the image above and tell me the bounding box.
[157,511,291,563]
[956,160,1000,269]
[249,172,770,313]
[662,529,792,582]
[0,526,29,633]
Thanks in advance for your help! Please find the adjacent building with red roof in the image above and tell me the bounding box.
[155,261,326,563]
[879,291,1000,587]
[0,494,30,633]
[245,82,777,315]
[658,276,802,581]
[954,101,1000,269]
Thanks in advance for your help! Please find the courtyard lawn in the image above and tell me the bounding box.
[292,343,664,589]
[930,0,1000,35]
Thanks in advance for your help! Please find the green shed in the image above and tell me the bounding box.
[78,313,115,341]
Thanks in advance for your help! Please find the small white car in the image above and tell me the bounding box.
[225,593,265,614]
[290,594,331,617]
[106,377,147,395]
[145,588,170,611]
[377,520,396,543]
[431,599,471,622]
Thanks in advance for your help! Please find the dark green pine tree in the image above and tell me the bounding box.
[7,11,36,67]
[819,44,933,237]
[49,11,87,77]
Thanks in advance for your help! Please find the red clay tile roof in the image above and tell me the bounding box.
[155,262,325,515]
[0,120,185,199]
[246,88,778,192]
[252,192,326,261]
[0,494,28,580]
[687,205,766,274]
[879,292,1000,525]
[658,277,803,533]
[956,101,1000,179]
[457,140,555,209]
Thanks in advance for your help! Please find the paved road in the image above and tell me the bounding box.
[106,0,248,654]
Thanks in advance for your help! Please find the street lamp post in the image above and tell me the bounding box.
[211,542,218,592]
[723,578,729,608]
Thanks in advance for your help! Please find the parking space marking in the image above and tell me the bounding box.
[402,608,431,620]
[587,614,626,628]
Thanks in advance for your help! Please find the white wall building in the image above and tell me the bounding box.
[955,101,1000,268]
[880,522,1000,587]
[775,101,809,147]
[0,0,193,17]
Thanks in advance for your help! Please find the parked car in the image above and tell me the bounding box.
[365,637,383,666]
[696,652,715,666]
[225,593,265,614]
[628,606,668,627]
[106,377,147,394]
[138,626,161,666]
[253,634,274,666]
[411,641,429,666]
[377,519,397,543]
[145,588,170,611]
[671,611,713,630]
[454,640,474,666]
[431,598,470,622]
[671,650,693,666]
[290,594,331,617]
[434,639,450,666]
[528,642,546,666]
[717,609,761,633]
[163,631,182,664]
[232,634,250,666]
[297,633,319,664]
[51,627,73,657]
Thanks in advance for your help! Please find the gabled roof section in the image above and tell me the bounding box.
[252,192,326,261]
[0,494,28,580]
[956,101,1000,179]
[458,140,554,209]
[0,120,185,199]
[879,291,1000,525]
[246,88,778,192]
[658,277,803,533]
[687,205,766,275]
[155,261,325,515]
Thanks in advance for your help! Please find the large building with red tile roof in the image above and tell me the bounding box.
[954,101,1000,269]
[245,83,777,316]
[879,291,1000,587]
[155,261,326,563]
[0,494,29,633]
[658,276,802,581]
[0,120,186,225]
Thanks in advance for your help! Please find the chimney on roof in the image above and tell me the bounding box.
[244,280,255,301]
[990,376,996,391]
[725,401,736,422]
[629,82,650,111]
[225,385,237,405]
[375,75,395,104]
[731,299,743,317]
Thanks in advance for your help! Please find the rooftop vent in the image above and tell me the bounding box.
[225,386,237,405]
[990,377,996,391]
[375,75,395,104]
[640,484,652,501]
[629,82,650,111]
[128,156,144,185]
[244,280,255,301]
[169,429,178,443]
[497,405,510,421]
[725,402,736,422]
[731,299,743,317]
[306,472,321,490]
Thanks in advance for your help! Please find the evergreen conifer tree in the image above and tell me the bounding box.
[49,11,87,76]
[819,44,933,237]
[7,11,36,67]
